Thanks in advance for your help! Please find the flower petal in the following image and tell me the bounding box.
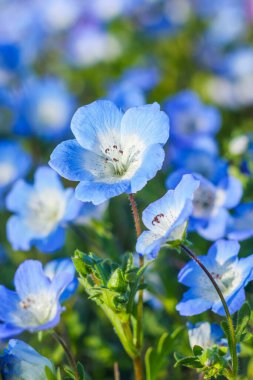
[14,260,50,300]
[75,180,130,205]
[71,100,122,150]
[120,102,169,147]
[49,139,94,181]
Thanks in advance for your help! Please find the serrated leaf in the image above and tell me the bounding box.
[236,302,251,342]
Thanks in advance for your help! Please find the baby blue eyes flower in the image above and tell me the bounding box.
[6,166,81,252]
[14,77,75,140]
[136,174,199,257]
[49,100,169,205]
[176,239,253,316]
[0,260,73,339]
[0,339,54,380]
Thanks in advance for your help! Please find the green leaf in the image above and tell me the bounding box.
[77,362,90,380]
[193,345,204,356]
[174,354,203,369]
[45,366,57,380]
[145,329,183,380]
[236,302,251,342]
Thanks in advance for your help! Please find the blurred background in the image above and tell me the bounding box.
[1,0,253,379]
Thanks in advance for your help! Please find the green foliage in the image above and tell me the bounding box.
[145,328,183,380]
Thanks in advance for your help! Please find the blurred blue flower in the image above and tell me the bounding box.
[167,150,227,183]
[14,77,75,140]
[136,174,199,257]
[44,258,78,302]
[164,90,220,150]
[0,260,73,339]
[177,239,253,316]
[0,339,54,380]
[187,322,224,350]
[6,166,81,252]
[66,25,121,68]
[75,201,108,225]
[108,67,159,110]
[207,47,253,108]
[227,203,253,241]
[50,100,169,204]
[167,172,242,241]
[0,140,31,208]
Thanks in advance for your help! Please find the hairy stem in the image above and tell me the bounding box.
[52,330,79,380]
[133,356,144,380]
[129,194,144,380]
[180,244,238,379]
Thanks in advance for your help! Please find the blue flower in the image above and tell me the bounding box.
[66,26,121,67]
[49,100,169,205]
[0,140,31,207]
[167,149,227,183]
[108,67,159,110]
[44,258,78,302]
[177,239,253,316]
[0,339,54,380]
[0,260,73,339]
[136,174,199,257]
[75,201,108,225]
[14,77,76,140]
[6,166,81,252]
[227,203,253,241]
[167,172,242,241]
[187,322,224,350]
[164,90,220,150]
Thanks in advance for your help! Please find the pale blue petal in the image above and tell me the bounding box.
[63,189,82,221]
[219,176,243,209]
[136,231,165,256]
[34,166,63,191]
[120,102,169,146]
[176,288,212,316]
[49,139,94,181]
[0,324,24,339]
[207,239,240,265]
[71,100,122,150]
[142,190,174,231]
[14,260,50,300]
[196,208,229,240]
[130,144,165,193]
[5,180,33,214]
[50,271,73,298]
[212,287,246,316]
[34,227,65,253]
[0,286,19,323]
[7,216,35,251]
[75,180,130,205]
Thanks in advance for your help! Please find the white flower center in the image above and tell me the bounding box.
[198,262,242,302]
[192,184,216,218]
[36,98,69,130]
[12,292,58,328]
[0,162,16,186]
[25,189,66,236]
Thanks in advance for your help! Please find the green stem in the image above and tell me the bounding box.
[52,330,79,380]
[180,244,238,379]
